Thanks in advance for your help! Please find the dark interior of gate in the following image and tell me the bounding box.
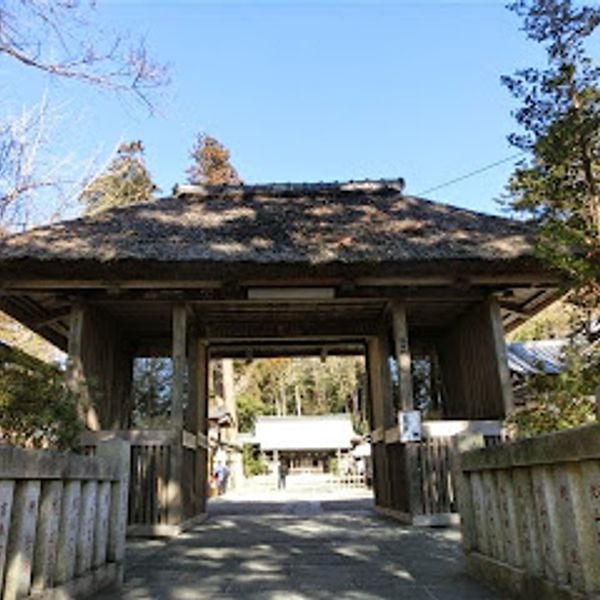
[0,180,562,534]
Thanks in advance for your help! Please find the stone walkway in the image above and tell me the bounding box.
[92,491,507,600]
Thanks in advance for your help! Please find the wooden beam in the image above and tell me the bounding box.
[202,318,383,340]
[32,306,71,327]
[1,280,222,290]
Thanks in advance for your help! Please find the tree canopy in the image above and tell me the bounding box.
[187,133,242,186]
[502,0,600,436]
[503,0,600,303]
[235,357,367,433]
[79,141,157,215]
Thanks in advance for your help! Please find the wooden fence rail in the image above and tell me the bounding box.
[0,438,129,600]
[456,423,600,599]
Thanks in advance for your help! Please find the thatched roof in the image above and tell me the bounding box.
[0,180,539,278]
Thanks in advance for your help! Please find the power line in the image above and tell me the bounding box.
[415,152,525,197]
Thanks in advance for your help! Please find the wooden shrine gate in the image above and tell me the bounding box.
[0,179,561,532]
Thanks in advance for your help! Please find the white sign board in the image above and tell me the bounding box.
[399,410,422,443]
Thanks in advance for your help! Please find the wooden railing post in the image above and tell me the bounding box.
[3,481,41,600]
[32,480,63,591]
[97,438,130,568]
[451,434,484,552]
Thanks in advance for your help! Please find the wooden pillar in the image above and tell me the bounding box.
[488,298,515,416]
[391,301,413,411]
[168,303,187,525]
[367,334,395,432]
[194,338,209,514]
[367,338,382,432]
[185,332,209,517]
[171,304,187,429]
[437,297,514,419]
[66,304,100,430]
[367,332,395,508]
[390,301,422,516]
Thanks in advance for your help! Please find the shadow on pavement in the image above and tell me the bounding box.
[91,492,507,600]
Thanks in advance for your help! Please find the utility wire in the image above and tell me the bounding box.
[415,152,526,197]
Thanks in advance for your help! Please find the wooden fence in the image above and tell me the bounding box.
[0,438,129,600]
[456,423,600,599]
[375,420,503,526]
[414,420,505,524]
[82,429,208,536]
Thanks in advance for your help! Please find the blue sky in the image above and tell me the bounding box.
[5,0,597,217]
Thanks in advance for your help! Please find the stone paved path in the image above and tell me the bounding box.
[92,492,507,599]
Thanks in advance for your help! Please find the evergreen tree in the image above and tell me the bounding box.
[503,0,600,303]
[80,141,157,214]
[187,133,242,186]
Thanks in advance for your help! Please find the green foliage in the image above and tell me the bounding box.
[506,345,599,437]
[236,392,266,433]
[0,346,81,450]
[187,133,242,186]
[242,443,266,476]
[234,357,367,433]
[80,141,157,215]
[131,358,172,428]
[329,457,339,476]
[503,0,600,302]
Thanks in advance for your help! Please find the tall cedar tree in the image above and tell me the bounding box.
[80,141,157,214]
[187,133,242,185]
[503,0,600,304]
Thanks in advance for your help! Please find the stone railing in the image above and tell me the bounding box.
[455,423,600,599]
[0,438,129,599]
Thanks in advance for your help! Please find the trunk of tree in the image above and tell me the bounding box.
[295,384,302,416]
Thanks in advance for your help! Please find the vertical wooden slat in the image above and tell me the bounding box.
[482,471,505,562]
[32,480,63,591]
[554,463,600,594]
[421,441,431,514]
[579,461,600,594]
[496,470,523,568]
[405,443,423,515]
[93,481,111,568]
[451,435,484,552]
[532,466,567,585]
[0,482,15,592]
[97,439,130,564]
[54,480,81,585]
[470,472,489,555]
[76,481,97,575]
[513,468,543,576]
[3,481,40,600]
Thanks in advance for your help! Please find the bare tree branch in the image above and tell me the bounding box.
[0,96,109,232]
[0,1,170,113]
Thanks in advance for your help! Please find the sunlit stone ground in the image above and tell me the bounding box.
[91,484,507,599]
